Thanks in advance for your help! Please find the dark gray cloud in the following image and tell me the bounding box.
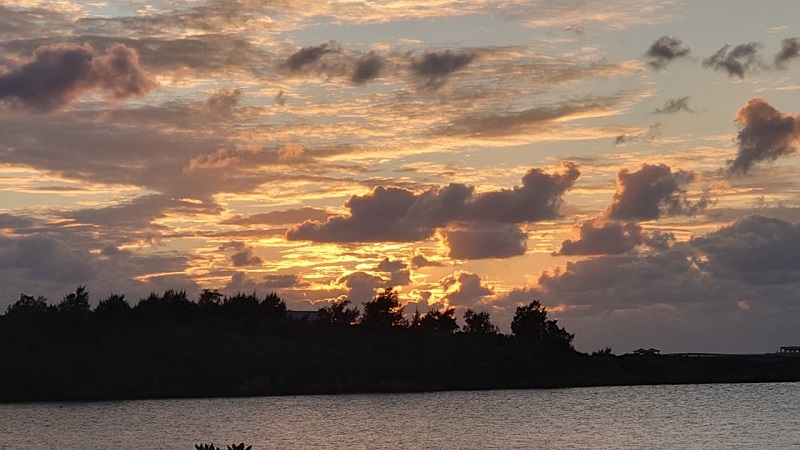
[230,247,263,267]
[0,43,156,112]
[558,219,643,255]
[607,163,704,221]
[281,42,388,85]
[286,186,428,242]
[541,215,800,306]
[410,50,475,89]
[223,271,303,294]
[410,251,442,269]
[375,258,411,286]
[337,271,385,304]
[205,87,241,114]
[0,234,96,283]
[690,215,800,283]
[655,96,693,114]
[442,225,527,260]
[441,271,493,309]
[351,52,385,84]
[0,231,198,308]
[286,163,579,250]
[729,98,800,175]
[773,37,800,69]
[1,35,264,77]
[532,214,800,353]
[284,41,341,72]
[645,36,690,70]
[702,43,761,79]
[0,213,35,230]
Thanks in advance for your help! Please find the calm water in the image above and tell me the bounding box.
[1,383,799,449]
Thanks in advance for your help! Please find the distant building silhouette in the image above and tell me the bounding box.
[633,348,661,356]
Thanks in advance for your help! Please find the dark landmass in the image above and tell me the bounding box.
[2,287,799,403]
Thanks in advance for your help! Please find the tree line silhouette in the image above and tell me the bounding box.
[2,285,800,402]
[1,285,573,349]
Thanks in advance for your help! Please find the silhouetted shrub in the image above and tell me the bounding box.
[317,298,359,326]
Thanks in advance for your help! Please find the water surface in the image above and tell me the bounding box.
[2,382,798,449]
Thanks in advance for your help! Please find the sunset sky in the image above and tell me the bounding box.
[2,0,800,353]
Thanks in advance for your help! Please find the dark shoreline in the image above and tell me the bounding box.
[3,317,799,403]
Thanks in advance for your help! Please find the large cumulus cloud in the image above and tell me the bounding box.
[287,163,580,254]
[557,219,643,256]
[441,224,528,260]
[729,98,800,174]
[0,43,156,112]
[607,163,706,221]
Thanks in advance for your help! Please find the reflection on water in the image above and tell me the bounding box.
[2,382,799,449]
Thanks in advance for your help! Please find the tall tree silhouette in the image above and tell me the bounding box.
[511,300,573,351]
[57,285,91,320]
[360,288,406,328]
[260,292,287,318]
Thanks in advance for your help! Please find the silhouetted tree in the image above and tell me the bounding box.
[511,300,573,352]
[222,292,260,317]
[317,298,359,326]
[57,285,91,320]
[462,309,499,335]
[419,307,459,333]
[260,292,287,318]
[4,293,53,320]
[134,289,197,321]
[94,294,131,321]
[360,288,406,328]
[197,289,223,313]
